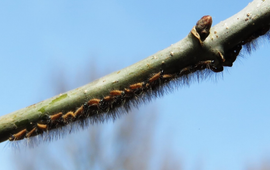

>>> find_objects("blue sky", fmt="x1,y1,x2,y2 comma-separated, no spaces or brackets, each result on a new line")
1,0,270,170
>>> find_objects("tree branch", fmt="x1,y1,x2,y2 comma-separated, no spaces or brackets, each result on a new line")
0,0,269,143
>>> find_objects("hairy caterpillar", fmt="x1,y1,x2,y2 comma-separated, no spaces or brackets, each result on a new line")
3,3,270,146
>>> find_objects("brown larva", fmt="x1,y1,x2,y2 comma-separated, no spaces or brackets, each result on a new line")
62,111,76,122
148,72,162,83
129,83,145,90
50,112,63,122
25,127,37,138
9,129,27,141
87,98,101,106
110,90,124,96
37,123,48,131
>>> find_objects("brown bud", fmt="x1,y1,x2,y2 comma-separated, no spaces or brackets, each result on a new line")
195,15,212,41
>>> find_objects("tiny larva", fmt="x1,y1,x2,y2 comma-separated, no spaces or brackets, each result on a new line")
49,112,63,122
2,6,270,146
9,129,27,141
129,82,145,90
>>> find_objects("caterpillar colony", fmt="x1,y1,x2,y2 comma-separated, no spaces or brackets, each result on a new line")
3,10,270,146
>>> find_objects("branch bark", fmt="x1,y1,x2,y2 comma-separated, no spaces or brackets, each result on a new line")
0,0,269,143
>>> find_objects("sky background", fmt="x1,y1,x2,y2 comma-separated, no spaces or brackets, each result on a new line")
0,0,270,170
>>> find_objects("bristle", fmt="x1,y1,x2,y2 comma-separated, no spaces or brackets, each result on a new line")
242,26,270,54
245,40,258,54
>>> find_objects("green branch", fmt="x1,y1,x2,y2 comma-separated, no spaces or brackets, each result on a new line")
0,0,269,143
